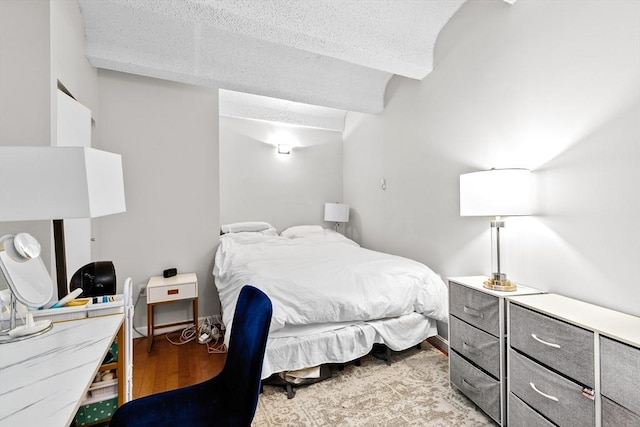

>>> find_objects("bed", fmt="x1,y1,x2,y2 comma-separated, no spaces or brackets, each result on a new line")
212,223,448,382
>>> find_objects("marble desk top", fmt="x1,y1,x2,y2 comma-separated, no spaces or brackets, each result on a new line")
0,314,124,426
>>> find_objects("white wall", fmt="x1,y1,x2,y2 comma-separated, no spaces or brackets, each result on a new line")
95,70,219,332
0,0,53,268
50,0,99,137
344,0,640,329
1,0,99,283
220,117,343,232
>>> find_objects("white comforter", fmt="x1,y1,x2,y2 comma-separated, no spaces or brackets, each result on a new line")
213,231,448,339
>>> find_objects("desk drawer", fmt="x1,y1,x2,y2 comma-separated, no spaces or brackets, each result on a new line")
509,349,594,427
510,303,594,387
450,350,501,423
602,396,640,427
600,336,640,415
509,393,555,427
148,281,197,303
450,282,499,336
450,315,500,378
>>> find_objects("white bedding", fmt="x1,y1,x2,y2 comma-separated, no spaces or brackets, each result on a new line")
261,313,437,379
213,230,448,347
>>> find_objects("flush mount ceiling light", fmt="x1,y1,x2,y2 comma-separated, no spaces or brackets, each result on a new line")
277,145,292,155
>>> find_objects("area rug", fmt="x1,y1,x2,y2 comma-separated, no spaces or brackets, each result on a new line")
253,344,495,426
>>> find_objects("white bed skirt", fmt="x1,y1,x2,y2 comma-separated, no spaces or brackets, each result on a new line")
261,312,437,379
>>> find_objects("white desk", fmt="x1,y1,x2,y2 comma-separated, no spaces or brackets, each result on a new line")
0,314,124,426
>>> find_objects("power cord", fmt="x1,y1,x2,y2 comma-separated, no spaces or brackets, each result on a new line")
132,286,146,338
165,315,227,354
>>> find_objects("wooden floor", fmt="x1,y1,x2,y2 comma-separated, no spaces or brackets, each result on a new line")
132,334,226,399
132,335,446,399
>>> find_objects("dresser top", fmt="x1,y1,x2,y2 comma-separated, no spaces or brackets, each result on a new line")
508,293,640,347
148,272,197,287
448,276,544,298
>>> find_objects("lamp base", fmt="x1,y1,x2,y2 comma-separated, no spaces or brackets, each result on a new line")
483,274,517,292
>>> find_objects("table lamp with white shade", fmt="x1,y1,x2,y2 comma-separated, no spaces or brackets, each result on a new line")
0,146,126,300
460,168,531,291
324,203,350,232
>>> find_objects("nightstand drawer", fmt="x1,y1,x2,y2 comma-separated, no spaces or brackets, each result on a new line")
450,315,500,378
450,350,501,423
602,396,640,427
148,281,197,303
509,349,594,427
510,303,594,387
450,282,499,336
509,393,554,427
600,336,640,415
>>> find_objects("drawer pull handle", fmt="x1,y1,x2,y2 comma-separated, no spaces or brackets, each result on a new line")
463,306,484,318
462,378,483,394
529,382,559,402
531,333,561,349
167,289,179,295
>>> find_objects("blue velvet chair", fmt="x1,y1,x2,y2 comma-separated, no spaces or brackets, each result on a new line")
110,285,272,427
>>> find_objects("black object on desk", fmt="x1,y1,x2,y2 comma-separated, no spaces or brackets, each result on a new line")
70,261,116,297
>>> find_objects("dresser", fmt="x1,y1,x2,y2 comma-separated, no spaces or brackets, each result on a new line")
507,294,640,427
448,276,543,425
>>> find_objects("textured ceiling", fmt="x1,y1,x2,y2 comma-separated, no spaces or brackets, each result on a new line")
79,0,467,130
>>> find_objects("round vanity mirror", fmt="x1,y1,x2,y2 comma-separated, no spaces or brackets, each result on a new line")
0,233,54,308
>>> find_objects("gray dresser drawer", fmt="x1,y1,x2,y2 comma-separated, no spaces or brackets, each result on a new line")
450,282,499,336
600,336,640,415
450,350,501,423
450,315,500,378
509,349,594,427
602,396,640,427
509,303,594,387
509,393,555,427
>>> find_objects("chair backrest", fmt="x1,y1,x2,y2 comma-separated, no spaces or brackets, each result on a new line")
220,285,272,419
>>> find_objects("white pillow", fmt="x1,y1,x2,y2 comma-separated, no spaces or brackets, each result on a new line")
280,225,324,238
221,221,275,234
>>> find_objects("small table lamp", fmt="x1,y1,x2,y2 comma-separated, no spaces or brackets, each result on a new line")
324,203,350,232
0,146,126,300
460,168,531,291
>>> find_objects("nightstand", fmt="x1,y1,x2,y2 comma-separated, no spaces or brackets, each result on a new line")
448,276,543,425
147,272,198,352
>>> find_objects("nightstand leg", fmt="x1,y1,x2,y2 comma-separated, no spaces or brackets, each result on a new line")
193,297,199,334
147,304,154,353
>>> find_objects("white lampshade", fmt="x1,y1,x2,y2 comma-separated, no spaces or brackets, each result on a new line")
324,203,350,223
0,146,126,221
460,169,531,217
